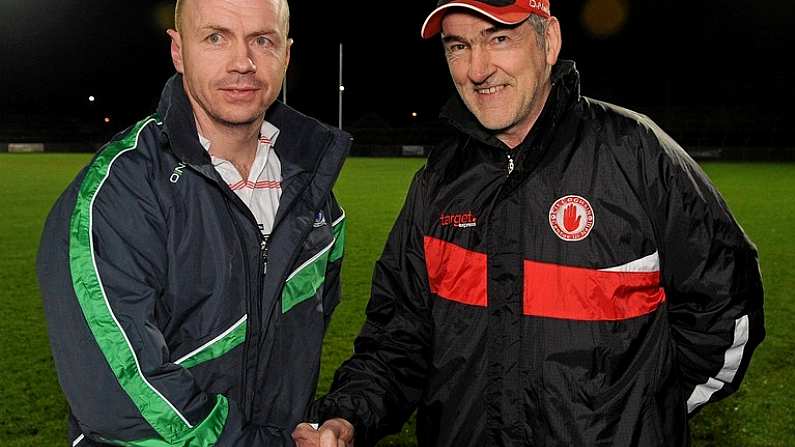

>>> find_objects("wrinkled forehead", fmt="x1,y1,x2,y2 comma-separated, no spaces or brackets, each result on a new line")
184,0,289,33
440,9,522,39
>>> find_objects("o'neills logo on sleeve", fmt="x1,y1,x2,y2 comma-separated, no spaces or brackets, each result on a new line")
440,211,478,229
549,195,595,241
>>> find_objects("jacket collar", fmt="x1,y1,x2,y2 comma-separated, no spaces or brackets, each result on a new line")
156,73,351,176
439,59,581,152
157,74,209,166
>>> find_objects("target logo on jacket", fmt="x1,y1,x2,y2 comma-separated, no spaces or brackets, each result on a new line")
549,195,595,241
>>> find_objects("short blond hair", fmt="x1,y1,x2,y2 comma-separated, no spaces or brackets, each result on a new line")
174,0,290,35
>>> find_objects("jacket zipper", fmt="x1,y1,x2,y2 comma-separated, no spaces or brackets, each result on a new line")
247,234,268,415
506,152,515,175
222,198,257,418
219,186,270,421
187,130,347,420
261,237,270,273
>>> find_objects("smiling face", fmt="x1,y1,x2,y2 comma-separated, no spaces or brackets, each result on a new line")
168,0,291,128
441,11,560,147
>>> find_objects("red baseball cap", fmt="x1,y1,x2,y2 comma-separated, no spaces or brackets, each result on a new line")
421,0,551,39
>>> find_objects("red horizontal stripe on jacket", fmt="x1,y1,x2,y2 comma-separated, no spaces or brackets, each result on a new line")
423,237,487,307
523,260,666,320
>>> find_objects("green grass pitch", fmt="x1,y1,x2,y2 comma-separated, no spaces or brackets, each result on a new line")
1,154,792,446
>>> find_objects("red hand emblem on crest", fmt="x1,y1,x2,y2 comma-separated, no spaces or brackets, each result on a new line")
563,204,581,232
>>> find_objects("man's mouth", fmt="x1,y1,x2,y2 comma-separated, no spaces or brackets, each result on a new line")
219,87,260,100
475,85,506,95
221,87,259,92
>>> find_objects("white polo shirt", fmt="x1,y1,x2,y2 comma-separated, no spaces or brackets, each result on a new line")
198,120,282,241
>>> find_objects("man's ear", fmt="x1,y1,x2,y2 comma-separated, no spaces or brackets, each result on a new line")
544,17,562,66
284,37,293,73
167,29,184,74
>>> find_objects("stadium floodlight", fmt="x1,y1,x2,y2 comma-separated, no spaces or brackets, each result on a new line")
104,116,111,124
338,43,344,129
411,112,418,118
89,96,95,102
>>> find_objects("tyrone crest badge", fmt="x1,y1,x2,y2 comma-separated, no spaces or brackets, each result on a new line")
549,195,595,241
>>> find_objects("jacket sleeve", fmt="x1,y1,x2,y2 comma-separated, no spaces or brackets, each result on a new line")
642,125,765,416
321,194,346,329
313,169,432,445
36,129,286,446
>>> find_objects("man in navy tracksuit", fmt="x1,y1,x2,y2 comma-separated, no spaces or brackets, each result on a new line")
294,1,764,446
37,0,350,445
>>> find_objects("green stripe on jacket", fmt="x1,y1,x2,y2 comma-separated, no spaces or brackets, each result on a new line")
68,116,227,445
282,212,346,313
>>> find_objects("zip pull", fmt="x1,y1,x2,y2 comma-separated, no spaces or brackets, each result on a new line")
261,236,269,273
506,153,515,175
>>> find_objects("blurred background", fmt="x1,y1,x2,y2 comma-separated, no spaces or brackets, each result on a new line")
1,0,793,158
1,1,794,446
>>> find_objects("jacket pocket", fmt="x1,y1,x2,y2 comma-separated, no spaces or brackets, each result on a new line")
588,310,667,409
173,314,248,369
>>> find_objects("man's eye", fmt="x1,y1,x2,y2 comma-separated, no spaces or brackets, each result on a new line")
255,36,272,47
493,35,509,44
208,33,223,44
448,44,466,53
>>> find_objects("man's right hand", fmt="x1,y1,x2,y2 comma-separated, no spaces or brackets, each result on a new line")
292,418,354,447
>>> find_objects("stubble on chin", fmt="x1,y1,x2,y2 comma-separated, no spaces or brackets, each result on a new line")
212,111,263,128
201,94,267,129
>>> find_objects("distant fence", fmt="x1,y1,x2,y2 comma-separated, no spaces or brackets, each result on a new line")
0,142,100,153
2,143,44,153
688,146,795,162
347,126,795,161
3,139,794,162
2,127,794,162
348,143,795,162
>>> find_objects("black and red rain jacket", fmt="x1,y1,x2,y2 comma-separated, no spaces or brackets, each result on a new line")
314,61,764,446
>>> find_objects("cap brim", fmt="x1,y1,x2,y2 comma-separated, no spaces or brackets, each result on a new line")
421,2,533,39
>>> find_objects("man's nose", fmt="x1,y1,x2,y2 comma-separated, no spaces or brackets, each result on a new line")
229,40,256,74
468,46,494,84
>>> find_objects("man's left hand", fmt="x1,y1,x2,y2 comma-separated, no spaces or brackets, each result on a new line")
292,422,321,447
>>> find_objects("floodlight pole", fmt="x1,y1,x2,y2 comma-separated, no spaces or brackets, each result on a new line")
338,43,343,130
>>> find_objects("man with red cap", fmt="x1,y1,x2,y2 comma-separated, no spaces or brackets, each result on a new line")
294,1,764,446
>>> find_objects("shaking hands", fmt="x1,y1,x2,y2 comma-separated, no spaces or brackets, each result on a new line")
292,418,355,447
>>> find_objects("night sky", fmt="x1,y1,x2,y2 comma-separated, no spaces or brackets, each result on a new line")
1,0,793,139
